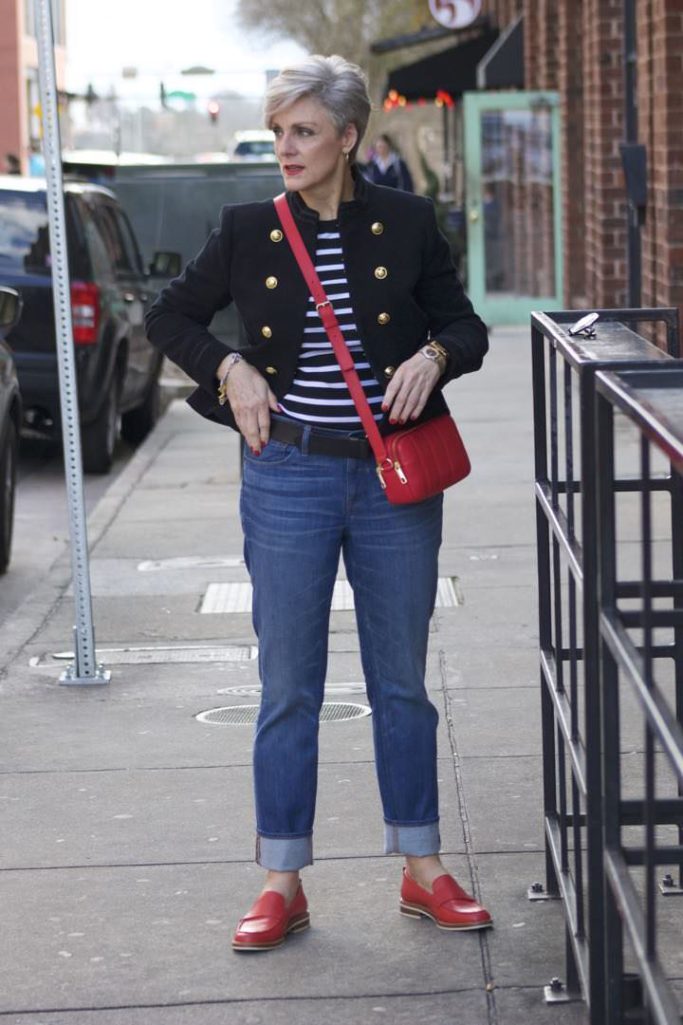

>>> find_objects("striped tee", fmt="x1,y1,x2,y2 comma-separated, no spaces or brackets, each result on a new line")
278,220,384,430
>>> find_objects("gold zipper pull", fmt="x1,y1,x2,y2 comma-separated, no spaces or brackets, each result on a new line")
394,461,408,484
376,464,387,489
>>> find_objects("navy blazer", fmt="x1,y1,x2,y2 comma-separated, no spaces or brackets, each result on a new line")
144,173,488,433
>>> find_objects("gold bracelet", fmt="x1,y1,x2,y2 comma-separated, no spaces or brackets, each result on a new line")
427,339,449,363
217,353,244,406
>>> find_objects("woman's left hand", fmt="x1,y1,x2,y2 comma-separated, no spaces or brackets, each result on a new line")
381,351,443,424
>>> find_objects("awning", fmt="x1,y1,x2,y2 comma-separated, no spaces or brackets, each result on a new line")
476,15,524,89
384,28,499,102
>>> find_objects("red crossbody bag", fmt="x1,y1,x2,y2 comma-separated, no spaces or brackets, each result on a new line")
273,193,471,505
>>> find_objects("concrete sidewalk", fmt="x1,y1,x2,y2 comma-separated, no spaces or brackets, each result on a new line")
0,328,588,1024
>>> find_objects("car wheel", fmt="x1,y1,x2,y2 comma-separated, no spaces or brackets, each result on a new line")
82,378,119,474
0,418,18,575
121,374,160,447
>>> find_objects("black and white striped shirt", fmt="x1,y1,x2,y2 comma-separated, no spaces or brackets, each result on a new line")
278,221,384,430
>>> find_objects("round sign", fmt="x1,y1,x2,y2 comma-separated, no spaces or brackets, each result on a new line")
428,0,482,29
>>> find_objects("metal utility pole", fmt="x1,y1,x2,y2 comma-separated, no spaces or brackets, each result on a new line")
33,0,109,685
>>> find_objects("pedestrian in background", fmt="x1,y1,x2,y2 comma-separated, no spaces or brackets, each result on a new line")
145,54,491,952
28,141,45,177
364,133,414,192
5,154,21,175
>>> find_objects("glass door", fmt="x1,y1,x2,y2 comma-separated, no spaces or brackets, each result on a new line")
463,91,563,325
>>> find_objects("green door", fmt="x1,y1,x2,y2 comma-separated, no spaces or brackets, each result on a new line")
463,91,563,325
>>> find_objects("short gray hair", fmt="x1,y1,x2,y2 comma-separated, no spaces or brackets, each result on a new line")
264,54,371,163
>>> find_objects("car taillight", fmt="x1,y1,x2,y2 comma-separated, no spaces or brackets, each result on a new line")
70,281,100,345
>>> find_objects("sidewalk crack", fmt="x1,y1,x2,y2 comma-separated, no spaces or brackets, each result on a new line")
439,648,498,1025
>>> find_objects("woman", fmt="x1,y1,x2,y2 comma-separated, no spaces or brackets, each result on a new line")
364,133,414,192
145,54,491,952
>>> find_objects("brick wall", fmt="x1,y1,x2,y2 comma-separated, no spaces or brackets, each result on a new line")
0,0,22,171
582,0,628,307
639,0,683,317
526,0,559,91
479,0,682,321
0,0,67,174
558,0,586,304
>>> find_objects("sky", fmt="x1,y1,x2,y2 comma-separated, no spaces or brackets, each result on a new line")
65,0,305,104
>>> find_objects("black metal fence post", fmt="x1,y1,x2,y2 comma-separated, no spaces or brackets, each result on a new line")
530,307,681,1019
532,322,561,898
595,364,683,1025
596,391,625,1025
579,365,606,1019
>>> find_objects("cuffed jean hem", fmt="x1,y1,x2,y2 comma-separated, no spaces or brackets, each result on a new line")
256,833,314,871
384,820,441,856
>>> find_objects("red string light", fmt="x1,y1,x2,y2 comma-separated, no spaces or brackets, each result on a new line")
383,88,455,110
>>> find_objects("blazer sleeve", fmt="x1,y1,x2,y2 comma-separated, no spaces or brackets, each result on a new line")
414,200,488,384
144,205,236,394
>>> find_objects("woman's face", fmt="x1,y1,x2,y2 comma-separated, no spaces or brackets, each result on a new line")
374,137,390,159
270,96,357,197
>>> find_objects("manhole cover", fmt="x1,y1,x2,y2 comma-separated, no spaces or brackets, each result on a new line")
196,702,371,725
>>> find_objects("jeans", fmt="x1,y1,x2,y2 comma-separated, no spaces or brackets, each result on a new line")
239,422,443,871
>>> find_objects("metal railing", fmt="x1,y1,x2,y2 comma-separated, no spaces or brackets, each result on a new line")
530,308,681,1022
596,366,683,1025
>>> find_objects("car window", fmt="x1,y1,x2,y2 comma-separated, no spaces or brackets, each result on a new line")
114,208,144,276
84,218,115,280
68,194,112,280
0,190,51,273
90,201,137,275
64,195,96,279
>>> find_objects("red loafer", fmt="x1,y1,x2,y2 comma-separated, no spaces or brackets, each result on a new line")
400,869,493,930
232,884,310,952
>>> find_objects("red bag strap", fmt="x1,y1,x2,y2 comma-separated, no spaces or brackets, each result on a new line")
273,193,389,465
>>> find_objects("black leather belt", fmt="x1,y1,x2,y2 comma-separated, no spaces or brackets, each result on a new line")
269,418,372,460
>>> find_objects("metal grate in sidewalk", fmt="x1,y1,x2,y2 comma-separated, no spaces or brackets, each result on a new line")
199,576,463,614
217,682,367,697
138,556,244,572
32,645,257,668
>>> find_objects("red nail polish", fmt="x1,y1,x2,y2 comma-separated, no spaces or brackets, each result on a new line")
389,418,397,425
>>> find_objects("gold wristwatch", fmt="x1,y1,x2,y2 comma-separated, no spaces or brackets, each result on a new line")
420,340,449,372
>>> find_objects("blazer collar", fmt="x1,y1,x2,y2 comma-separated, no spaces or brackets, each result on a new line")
288,166,370,224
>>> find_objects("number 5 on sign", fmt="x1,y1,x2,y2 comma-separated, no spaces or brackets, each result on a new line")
428,0,482,29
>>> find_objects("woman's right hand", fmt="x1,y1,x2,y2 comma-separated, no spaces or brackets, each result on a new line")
217,357,279,453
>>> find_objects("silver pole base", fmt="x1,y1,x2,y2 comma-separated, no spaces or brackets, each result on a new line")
59,664,111,686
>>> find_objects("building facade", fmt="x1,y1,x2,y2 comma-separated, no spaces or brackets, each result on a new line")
0,0,66,174
484,0,683,316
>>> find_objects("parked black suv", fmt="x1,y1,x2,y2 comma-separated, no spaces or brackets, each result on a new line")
0,176,179,472
0,286,22,573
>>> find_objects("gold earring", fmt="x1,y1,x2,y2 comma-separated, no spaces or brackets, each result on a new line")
344,151,350,162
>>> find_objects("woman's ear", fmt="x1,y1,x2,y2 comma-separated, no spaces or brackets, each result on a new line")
342,122,359,156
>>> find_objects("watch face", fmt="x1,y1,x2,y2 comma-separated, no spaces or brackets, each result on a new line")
422,346,439,360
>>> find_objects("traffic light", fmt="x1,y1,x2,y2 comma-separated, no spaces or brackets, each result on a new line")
208,100,219,124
